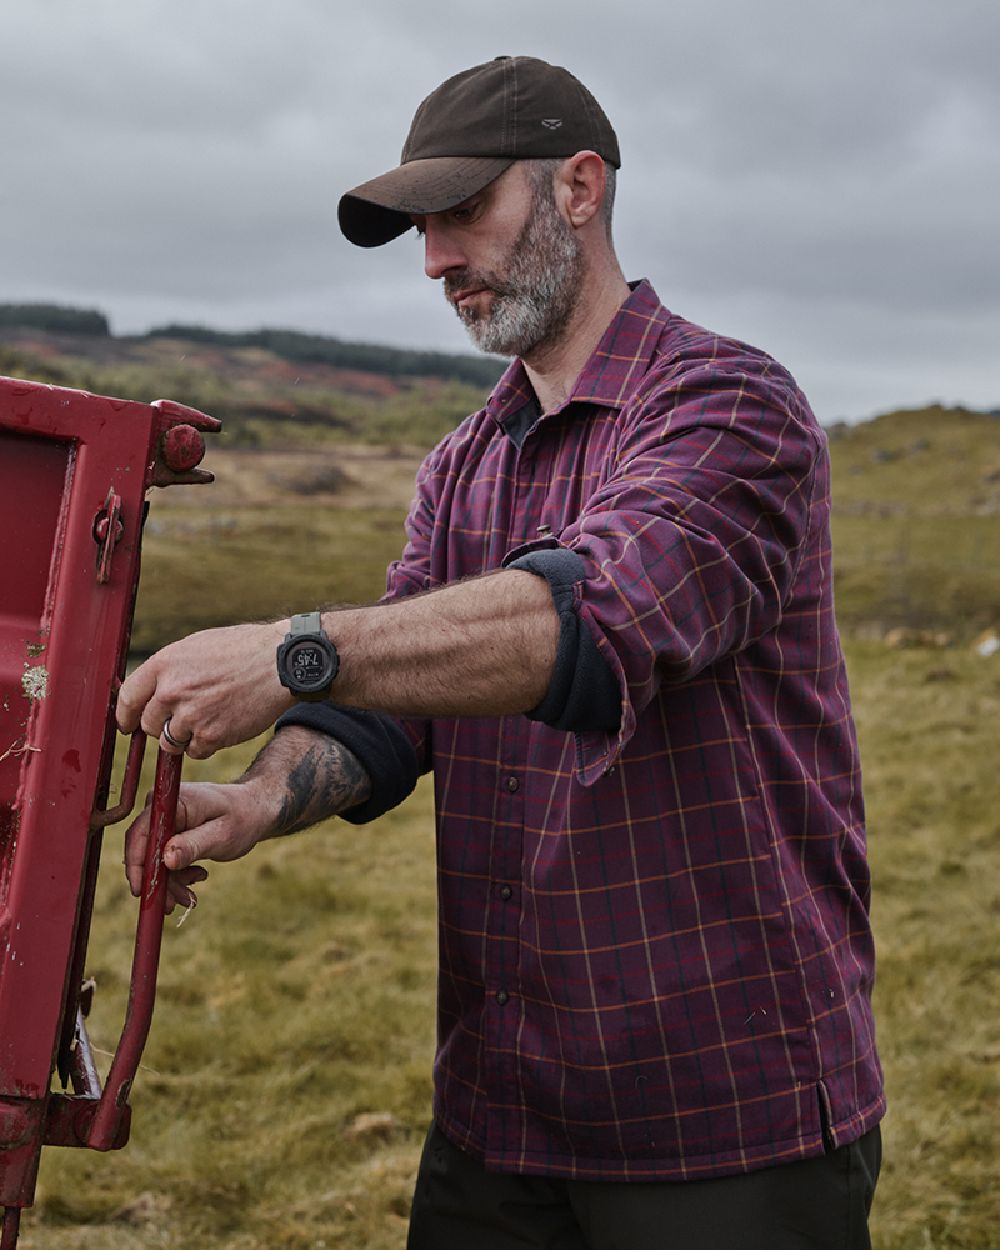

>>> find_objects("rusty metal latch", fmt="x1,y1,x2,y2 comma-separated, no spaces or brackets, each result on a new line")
92,488,124,584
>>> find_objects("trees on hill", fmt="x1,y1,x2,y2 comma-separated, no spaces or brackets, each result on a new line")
0,303,110,335
0,304,503,389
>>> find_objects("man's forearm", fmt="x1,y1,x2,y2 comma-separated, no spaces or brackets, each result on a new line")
241,725,372,837
321,569,559,718
116,569,561,760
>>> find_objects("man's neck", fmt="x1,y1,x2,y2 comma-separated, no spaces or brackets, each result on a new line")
522,267,631,414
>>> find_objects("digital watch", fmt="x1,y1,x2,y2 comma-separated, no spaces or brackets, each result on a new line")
276,612,339,701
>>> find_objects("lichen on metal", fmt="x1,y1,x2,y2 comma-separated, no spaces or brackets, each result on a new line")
20,666,48,702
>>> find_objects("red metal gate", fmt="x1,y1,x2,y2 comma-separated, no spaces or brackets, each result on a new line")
0,374,219,1246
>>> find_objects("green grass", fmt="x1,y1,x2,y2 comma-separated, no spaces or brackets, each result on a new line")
833,512,1000,637
829,407,1000,638
848,644,1000,1250
131,504,409,653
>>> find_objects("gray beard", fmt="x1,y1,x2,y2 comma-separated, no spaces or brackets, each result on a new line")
447,191,585,359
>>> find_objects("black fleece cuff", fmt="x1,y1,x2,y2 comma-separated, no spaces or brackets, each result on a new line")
274,702,420,824
504,547,621,734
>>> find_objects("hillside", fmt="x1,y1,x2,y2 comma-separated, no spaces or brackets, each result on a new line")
828,405,1000,639
0,312,501,449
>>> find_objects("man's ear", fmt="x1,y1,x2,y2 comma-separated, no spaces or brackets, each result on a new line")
555,151,606,228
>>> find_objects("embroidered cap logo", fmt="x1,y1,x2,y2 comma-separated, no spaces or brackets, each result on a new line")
541,118,563,129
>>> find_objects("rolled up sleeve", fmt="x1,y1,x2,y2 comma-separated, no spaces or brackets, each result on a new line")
275,701,422,824
501,544,622,733
557,365,821,783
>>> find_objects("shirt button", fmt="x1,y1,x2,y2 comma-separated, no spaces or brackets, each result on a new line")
495,989,509,1006
505,776,520,793
499,884,513,901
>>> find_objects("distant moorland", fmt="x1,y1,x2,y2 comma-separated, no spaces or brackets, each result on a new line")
0,301,503,449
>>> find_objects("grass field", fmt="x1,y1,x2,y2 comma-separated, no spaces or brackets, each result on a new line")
12,405,1000,1248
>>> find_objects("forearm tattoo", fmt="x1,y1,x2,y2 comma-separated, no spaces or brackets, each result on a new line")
271,739,372,836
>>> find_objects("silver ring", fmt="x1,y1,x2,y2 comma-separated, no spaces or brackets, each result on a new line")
162,716,192,751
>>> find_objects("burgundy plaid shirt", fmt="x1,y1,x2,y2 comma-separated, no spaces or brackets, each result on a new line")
385,280,884,1180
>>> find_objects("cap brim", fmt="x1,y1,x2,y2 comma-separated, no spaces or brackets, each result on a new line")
338,156,514,247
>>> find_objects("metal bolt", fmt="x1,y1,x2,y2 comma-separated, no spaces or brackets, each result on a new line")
161,424,206,473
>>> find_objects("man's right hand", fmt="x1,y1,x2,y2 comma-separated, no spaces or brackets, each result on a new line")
124,778,278,915
122,725,373,914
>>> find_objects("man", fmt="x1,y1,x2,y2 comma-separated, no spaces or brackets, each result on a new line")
120,56,884,1249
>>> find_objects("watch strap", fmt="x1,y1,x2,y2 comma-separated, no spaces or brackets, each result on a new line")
289,611,323,636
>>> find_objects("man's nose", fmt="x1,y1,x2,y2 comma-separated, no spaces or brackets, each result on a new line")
423,220,466,281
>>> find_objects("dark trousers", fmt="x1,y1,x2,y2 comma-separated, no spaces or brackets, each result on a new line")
407,1122,881,1250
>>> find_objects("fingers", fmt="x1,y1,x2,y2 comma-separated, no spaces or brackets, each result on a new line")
116,650,204,756
125,790,199,896
120,669,185,755
184,734,220,762
131,855,209,915
159,715,194,757
123,781,261,913
164,864,209,915
126,829,209,912
167,864,209,892
123,796,152,896
126,828,206,895
160,815,231,873
116,656,160,734
117,623,291,755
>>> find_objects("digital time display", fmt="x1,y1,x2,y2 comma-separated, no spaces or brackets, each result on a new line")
278,615,339,700
289,640,331,687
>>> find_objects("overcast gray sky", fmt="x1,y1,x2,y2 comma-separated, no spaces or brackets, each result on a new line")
2,0,997,421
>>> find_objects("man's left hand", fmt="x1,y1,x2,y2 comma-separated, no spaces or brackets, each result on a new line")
117,621,293,758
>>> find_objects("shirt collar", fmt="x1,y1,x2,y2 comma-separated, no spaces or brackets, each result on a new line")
485,279,671,428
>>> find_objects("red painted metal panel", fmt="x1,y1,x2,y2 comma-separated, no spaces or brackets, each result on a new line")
0,375,219,1238
0,388,153,1098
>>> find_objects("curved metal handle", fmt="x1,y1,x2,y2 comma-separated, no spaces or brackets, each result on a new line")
90,731,146,830
87,747,181,1150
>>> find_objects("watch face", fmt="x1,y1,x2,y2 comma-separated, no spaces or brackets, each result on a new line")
287,639,333,689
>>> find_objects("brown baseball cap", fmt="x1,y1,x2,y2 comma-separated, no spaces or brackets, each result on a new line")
338,55,620,248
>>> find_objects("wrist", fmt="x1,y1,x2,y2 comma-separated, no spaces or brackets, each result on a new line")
233,770,289,844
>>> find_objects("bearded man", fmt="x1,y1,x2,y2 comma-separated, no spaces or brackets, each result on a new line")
120,56,884,1250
